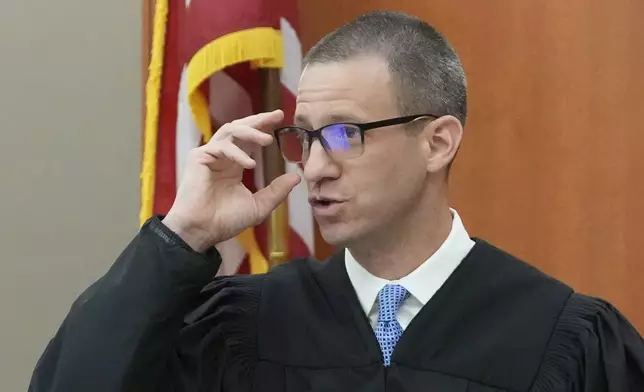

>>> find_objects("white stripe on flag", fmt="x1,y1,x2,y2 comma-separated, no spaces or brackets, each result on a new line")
279,18,302,96
208,71,254,124
176,66,203,187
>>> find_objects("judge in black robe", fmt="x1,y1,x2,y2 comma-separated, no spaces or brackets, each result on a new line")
29,216,644,391
29,10,644,392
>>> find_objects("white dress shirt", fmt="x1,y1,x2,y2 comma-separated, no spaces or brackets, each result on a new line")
344,209,475,330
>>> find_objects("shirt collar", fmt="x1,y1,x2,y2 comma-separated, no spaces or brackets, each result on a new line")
344,208,475,316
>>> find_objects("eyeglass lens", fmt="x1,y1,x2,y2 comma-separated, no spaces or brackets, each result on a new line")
277,124,363,162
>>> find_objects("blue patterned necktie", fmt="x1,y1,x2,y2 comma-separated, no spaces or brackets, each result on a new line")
375,284,410,366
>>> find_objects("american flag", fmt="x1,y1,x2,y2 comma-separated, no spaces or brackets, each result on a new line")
141,0,314,274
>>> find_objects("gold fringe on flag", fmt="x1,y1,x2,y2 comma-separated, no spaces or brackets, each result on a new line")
139,0,169,227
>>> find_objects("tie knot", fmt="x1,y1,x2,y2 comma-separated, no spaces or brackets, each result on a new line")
377,284,410,322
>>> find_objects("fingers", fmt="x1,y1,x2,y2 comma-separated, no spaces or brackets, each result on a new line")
214,124,274,146
253,172,301,219
212,110,284,142
232,109,284,132
201,123,274,167
199,140,256,169
195,110,284,170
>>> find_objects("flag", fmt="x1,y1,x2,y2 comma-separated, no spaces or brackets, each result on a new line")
141,0,314,274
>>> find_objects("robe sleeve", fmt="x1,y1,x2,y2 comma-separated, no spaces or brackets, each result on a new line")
28,216,261,392
531,293,644,392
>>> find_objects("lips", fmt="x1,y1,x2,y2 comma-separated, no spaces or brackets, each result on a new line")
308,196,343,207
308,197,345,217
309,195,344,207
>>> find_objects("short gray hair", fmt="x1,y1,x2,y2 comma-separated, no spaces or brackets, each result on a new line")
303,10,468,126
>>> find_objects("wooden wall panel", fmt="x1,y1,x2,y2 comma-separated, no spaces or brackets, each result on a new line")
298,0,644,331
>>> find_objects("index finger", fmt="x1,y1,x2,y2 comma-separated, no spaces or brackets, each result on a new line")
231,110,284,133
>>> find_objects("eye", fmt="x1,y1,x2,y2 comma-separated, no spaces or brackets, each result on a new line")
324,124,360,139
343,126,358,138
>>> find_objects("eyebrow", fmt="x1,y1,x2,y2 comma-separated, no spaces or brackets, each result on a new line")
294,113,366,128
327,114,364,124
294,114,311,127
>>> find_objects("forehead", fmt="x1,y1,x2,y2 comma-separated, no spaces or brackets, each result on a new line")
295,56,398,125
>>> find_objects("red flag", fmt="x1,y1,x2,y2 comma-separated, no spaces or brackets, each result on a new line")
141,0,314,274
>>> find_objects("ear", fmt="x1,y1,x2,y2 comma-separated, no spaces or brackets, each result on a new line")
424,115,463,174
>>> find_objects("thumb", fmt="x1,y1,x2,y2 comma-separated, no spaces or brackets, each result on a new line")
253,172,301,220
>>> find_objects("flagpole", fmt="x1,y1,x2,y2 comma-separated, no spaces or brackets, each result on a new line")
259,68,289,267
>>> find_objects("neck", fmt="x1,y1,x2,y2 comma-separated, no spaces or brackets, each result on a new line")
348,191,453,280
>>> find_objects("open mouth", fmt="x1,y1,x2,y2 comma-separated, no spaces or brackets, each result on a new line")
309,197,340,207
309,197,344,216
314,199,334,207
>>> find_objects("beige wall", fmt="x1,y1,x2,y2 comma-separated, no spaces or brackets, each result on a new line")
0,0,141,390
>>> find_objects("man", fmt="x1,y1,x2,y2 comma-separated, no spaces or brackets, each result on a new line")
30,10,643,392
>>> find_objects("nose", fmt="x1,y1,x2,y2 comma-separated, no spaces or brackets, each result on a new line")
302,140,341,183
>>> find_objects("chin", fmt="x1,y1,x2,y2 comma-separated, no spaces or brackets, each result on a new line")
318,221,366,248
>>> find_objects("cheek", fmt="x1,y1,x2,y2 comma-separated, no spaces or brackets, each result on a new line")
350,151,424,213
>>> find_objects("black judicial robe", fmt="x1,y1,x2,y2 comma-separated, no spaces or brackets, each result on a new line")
29,217,644,392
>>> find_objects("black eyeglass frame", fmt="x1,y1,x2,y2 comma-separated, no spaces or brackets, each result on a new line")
273,113,441,162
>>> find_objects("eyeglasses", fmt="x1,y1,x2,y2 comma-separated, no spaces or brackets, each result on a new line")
274,114,439,163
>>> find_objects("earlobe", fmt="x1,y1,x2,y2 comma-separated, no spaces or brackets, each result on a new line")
426,116,463,173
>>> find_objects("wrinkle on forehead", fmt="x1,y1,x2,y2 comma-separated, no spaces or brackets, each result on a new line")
295,57,396,127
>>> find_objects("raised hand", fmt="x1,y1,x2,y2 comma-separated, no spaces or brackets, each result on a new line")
162,110,301,252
